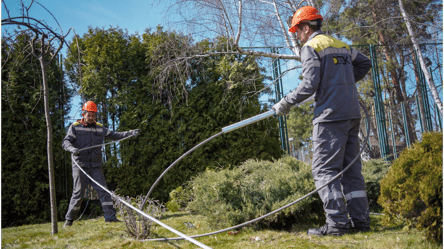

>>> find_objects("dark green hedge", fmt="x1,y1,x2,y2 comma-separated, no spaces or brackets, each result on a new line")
378,132,442,244
1,34,73,227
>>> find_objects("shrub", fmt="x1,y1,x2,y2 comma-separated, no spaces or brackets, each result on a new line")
165,186,192,212
378,132,442,244
361,159,392,211
186,156,324,229
114,195,166,239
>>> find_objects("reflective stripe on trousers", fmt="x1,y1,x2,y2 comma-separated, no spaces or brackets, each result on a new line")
312,119,370,229
65,166,116,221
345,190,367,201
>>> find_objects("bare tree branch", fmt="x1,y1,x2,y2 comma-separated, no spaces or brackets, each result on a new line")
398,0,443,115
174,49,300,60
332,17,405,36
234,0,243,46
271,0,292,51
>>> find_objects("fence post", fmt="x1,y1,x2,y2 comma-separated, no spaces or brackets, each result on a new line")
388,108,397,159
415,51,433,132
416,95,424,133
271,47,290,154
428,65,442,132
401,102,411,148
276,50,290,154
369,45,391,160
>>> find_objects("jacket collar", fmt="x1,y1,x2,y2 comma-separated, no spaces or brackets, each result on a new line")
80,118,96,127
306,30,324,43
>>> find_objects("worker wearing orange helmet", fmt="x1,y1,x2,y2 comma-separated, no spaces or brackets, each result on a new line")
62,101,140,227
272,6,372,236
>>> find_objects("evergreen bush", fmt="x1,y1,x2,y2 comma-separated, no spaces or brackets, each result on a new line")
186,156,324,229
165,186,192,212
361,159,392,211
378,132,442,244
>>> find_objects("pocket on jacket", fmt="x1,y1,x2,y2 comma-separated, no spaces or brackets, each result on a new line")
92,149,102,163
92,131,103,144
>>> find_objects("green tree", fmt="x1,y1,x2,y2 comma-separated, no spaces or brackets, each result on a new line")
65,27,142,162
107,30,283,201
1,33,72,228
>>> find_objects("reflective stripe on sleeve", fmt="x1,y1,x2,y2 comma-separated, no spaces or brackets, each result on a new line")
72,206,80,210
345,190,367,201
102,201,113,206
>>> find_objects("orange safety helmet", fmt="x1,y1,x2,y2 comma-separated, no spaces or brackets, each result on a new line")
288,6,323,33
82,101,98,113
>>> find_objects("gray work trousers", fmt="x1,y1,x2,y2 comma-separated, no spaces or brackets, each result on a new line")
65,166,116,221
312,119,370,229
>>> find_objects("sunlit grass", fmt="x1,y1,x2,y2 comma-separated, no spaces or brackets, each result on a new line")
2,213,441,248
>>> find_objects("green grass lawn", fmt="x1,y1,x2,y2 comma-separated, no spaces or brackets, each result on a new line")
2,212,440,249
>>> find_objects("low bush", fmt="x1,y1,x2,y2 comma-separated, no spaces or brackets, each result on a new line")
114,195,166,239
185,156,324,229
378,132,442,244
165,186,192,212
361,159,392,211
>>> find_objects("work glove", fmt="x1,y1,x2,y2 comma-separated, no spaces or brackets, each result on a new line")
130,129,141,137
71,148,80,156
272,98,292,117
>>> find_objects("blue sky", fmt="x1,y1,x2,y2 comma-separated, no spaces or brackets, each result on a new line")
2,0,168,39
2,0,175,121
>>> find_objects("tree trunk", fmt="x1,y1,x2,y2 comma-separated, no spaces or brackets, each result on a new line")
40,59,58,235
398,0,443,115
370,5,418,143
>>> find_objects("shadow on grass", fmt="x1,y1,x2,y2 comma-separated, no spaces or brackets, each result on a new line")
144,232,181,248
161,212,195,219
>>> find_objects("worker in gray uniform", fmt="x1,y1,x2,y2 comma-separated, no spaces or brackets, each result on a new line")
272,6,372,236
62,101,140,227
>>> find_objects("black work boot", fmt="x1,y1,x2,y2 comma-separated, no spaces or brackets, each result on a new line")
105,218,121,223
63,220,73,228
307,224,349,236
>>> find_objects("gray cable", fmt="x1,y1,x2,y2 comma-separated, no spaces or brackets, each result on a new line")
78,133,134,152
142,132,224,207
71,154,212,249
144,102,370,242
74,198,89,221
67,102,369,244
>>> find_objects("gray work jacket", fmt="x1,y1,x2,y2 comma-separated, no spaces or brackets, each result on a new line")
62,120,131,168
284,30,372,125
